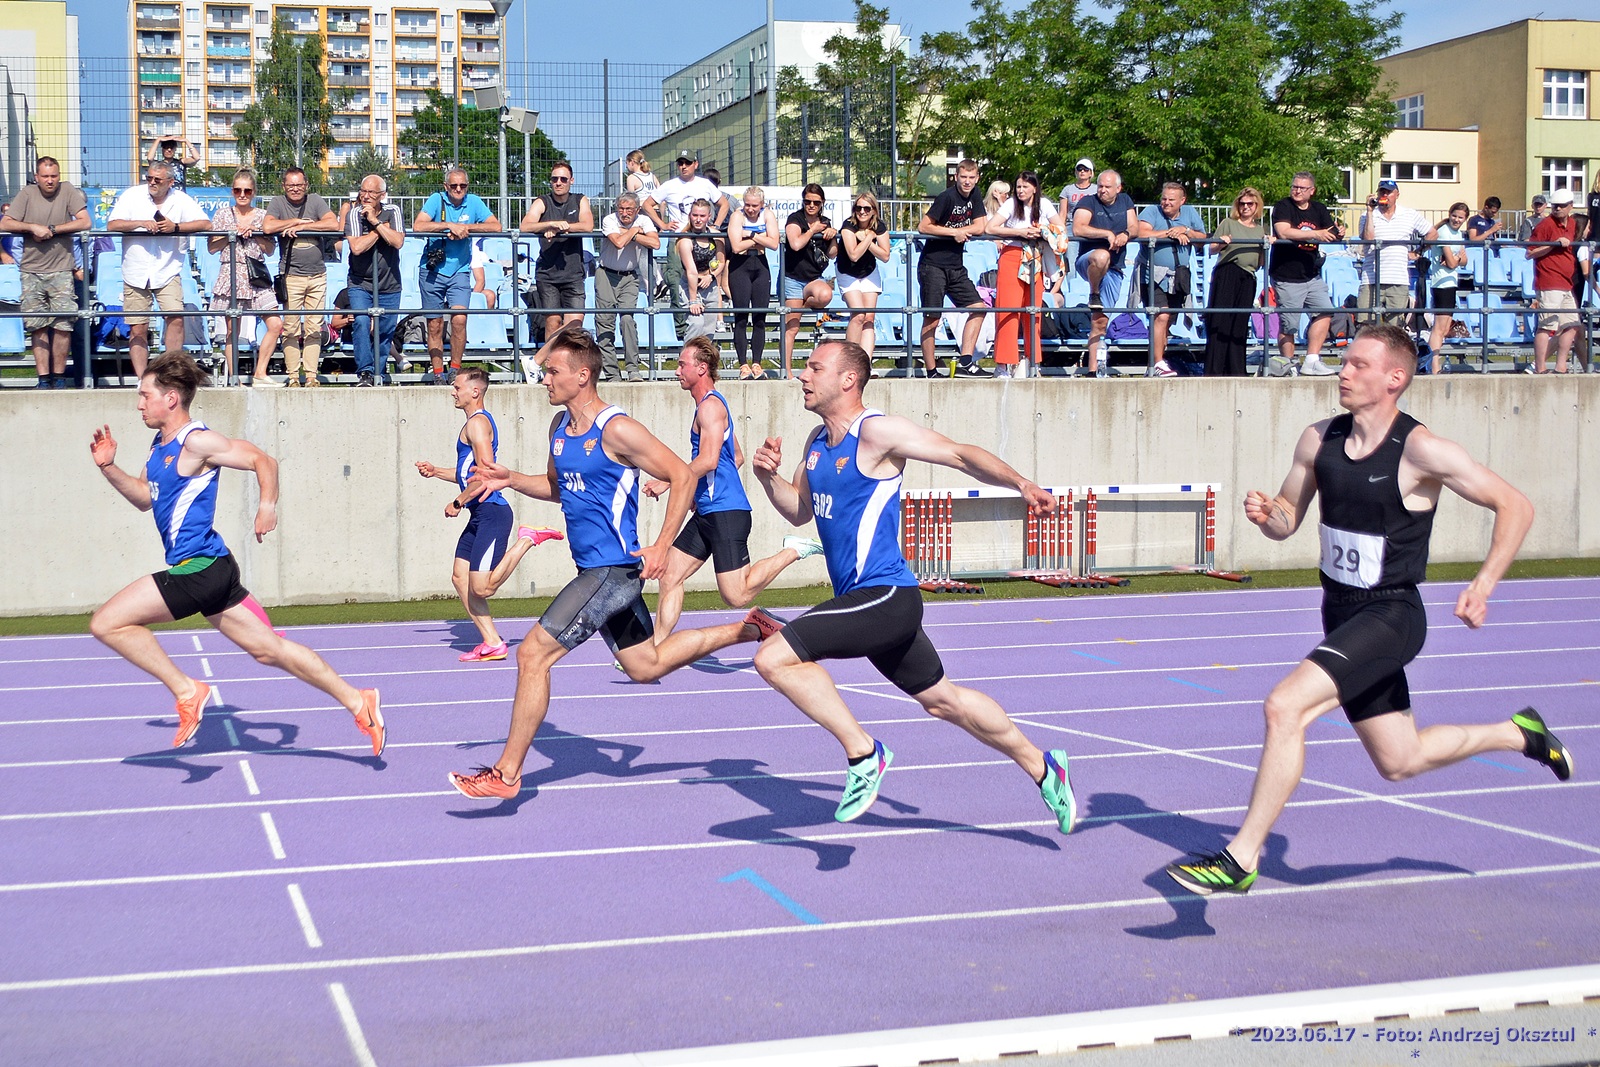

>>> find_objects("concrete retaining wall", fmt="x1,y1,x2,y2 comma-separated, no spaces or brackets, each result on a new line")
4,376,1594,616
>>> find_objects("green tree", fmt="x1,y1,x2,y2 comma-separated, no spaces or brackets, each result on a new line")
931,0,1397,202
232,20,350,189
330,143,396,196
395,89,563,203
776,0,960,202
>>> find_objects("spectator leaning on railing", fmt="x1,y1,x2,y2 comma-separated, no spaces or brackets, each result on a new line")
2,155,91,389
1203,187,1266,378
414,166,501,386
263,167,339,388
106,161,209,379
1267,171,1343,377
1137,181,1207,378
343,174,406,387
520,158,593,342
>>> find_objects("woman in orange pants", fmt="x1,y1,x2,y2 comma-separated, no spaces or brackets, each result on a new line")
986,171,1058,377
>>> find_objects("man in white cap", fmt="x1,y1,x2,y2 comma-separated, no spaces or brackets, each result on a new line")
1528,187,1581,373
642,148,726,337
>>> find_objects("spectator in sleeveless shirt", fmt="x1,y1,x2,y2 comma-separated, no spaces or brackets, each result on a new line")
520,159,593,342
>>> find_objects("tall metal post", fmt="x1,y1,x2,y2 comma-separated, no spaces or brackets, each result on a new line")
842,85,851,190
800,101,808,186
748,59,757,184
603,59,610,195
889,61,898,196
765,0,776,184
492,0,513,225
294,48,303,168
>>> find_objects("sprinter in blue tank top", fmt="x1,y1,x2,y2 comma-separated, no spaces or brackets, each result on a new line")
88,353,385,756
748,339,1078,832
1167,325,1570,898
414,367,562,664
643,337,823,644
448,329,776,801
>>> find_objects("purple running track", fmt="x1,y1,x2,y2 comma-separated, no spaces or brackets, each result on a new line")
0,578,1596,1066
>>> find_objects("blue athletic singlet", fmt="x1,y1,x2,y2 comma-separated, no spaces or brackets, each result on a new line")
691,390,750,516
456,409,509,510
552,405,639,569
804,410,918,596
146,422,229,565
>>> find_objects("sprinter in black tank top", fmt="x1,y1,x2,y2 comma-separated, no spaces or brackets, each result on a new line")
1166,325,1572,897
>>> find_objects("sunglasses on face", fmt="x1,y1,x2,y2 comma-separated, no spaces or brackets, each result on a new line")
446,182,467,190
233,187,253,194
549,175,570,183
803,198,823,206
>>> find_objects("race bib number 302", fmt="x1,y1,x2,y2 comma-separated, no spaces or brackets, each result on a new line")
1319,524,1385,589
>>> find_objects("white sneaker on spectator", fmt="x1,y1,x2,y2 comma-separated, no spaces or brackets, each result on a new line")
1152,360,1178,378
1301,358,1337,376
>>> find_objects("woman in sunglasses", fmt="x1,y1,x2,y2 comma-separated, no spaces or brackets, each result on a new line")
781,183,837,377
837,192,891,367
206,168,283,387
1202,187,1265,377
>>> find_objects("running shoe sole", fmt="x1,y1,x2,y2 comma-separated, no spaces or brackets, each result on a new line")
173,680,210,747
355,688,385,756
1166,851,1258,896
744,606,787,641
459,642,509,662
517,526,565,546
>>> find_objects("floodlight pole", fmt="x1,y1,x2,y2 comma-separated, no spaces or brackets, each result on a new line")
492,0,513,226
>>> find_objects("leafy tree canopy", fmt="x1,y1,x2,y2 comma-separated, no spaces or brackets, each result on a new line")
232,21,351,191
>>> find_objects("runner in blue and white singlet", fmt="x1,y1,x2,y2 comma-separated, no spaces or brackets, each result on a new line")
749,339,1077,832
146,421,229,565
691,390,749,516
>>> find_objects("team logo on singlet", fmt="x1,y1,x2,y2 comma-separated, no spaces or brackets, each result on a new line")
552,438,565,456
835,457,849,474
164,456,175,466
806,451,820,471
583,438,598,455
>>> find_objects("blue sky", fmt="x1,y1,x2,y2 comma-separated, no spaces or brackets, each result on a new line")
63,0,1595,184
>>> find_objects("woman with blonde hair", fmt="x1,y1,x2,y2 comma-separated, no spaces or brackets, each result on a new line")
837,190,892,363
727,185,779,378
207,168,284,386
1202,186,1266,376
624,150,658,195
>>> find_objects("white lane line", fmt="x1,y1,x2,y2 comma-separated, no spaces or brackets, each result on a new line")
199,658,213,678
286,884,323,948
222,719,240,748
1016,717,1600,858
238,760,259,796
3,859,1598,994
259,811,286,860
209,684,224,709
327,983,378,1067
6,780,1597,894
191,635,203,652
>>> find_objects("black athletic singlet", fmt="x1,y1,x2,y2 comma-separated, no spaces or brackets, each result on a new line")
1314,411,1435,595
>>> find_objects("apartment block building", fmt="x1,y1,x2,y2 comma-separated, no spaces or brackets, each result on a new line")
129,0,502,180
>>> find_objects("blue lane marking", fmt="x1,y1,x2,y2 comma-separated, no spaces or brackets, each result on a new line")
1071,650,1119,664
1470,756,1528,773
720,868,824,925
1167,677,1225,694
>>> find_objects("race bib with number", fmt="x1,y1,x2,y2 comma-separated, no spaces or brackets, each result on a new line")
1319,524,1385,588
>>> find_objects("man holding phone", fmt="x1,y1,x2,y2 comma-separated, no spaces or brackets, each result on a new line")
1358,180,1435,327
107,162,209,377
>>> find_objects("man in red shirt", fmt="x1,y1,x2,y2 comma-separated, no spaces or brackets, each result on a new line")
1527,188,1581,373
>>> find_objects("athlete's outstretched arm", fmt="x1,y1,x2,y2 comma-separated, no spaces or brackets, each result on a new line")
605,416,693,580
1406,428,1534,628
90,425,153,511
751,434,816,526
858,414,1055,515
183,429,280,541
1244,422,1324,541
468,460,556,503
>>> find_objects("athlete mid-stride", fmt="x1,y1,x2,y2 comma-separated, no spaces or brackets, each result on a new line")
89,352,385,756
1166,325,1571,896
748,338,1078,831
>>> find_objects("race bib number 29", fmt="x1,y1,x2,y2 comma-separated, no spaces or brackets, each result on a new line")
1319,524,1385,589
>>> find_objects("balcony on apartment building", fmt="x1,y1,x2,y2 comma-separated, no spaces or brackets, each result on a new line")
207,64,252,85
460,64,499,89
331,121,372,141
138,64,182,84
460,16,499,37
279,10,322,34
328,67,371,87
394,16,438,37
135,5,180,30
395,44,438,62
328,10,372,34
328,42,373,61
461,43,500,61
206,35,251,57
335,93,372,113
204,7,250,31
207,94,249,111
140,122,183,140
208,142,241,166
396,68,438,89
136,36,180,57
207,119,239,138
140,91,182,110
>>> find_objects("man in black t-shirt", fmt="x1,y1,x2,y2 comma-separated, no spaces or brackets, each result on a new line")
1267,171,1343,377
1164,324,1568,898
916,159,993,377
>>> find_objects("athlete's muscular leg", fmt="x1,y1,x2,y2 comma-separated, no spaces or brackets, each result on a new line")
493,625,572,781
1227,659,1343,870
1354,710,1526,782
912,675,1046,782
89,575,193,699
712,544,803,609
453,557,502,647
211,603,366,715
752,636,876,759
652,547,706,644
617,619,756,682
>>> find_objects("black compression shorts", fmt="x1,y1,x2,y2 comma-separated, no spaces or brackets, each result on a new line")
781,584,945,695
152,554,250,621
1307,587,1428,722
671,509,753,574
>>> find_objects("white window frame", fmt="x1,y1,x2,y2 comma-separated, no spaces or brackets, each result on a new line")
1541,158,1586,196
1380,161,1459,183
1393,93,1423,128
1542,70,1588,119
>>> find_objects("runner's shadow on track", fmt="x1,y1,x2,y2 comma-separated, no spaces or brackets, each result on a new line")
1077,792,1469,941
445,723,707,819
125,710,387,779
686,655,751,675
685,758,1061,872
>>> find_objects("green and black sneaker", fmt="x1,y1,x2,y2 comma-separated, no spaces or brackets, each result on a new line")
1512,707,1573,781
1166,849,1258,896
